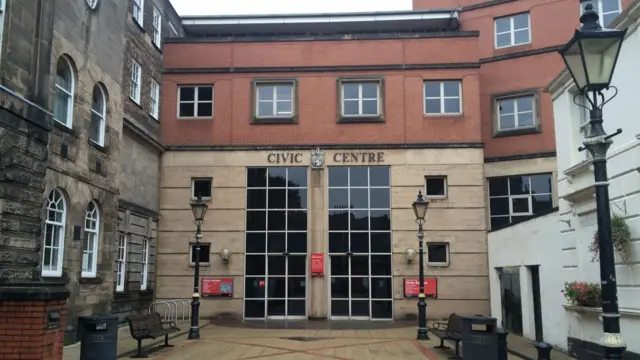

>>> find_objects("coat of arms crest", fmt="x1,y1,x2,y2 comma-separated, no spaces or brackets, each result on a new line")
310,148,325,169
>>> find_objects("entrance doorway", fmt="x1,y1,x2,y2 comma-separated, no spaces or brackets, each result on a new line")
327,166,393,320
499,267,523,335
244,167,308,319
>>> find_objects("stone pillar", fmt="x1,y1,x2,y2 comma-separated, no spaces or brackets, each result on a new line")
309,168,327,319
0,88,70,359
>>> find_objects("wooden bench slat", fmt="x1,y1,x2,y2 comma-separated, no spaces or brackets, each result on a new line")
126,312,181,358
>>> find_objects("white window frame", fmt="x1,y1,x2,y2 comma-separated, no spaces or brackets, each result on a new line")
423,81,462,115
150,79,160,120
509,194,533,216
130,60,141,104
141,238,149,290
82,201,100,278
169,22,178,35
90,85,107,146
152,6,162,48
42,189,66,277
255,82,295,118
494,13,531,49
53,57,75,128
425,176,448,199
340,81,381,117
189,242,211,267
177,86,214,118
426,243,450,267
133,0,144,26
191,178,212,200
581,0,621,27
116,233,128,292
576,94,592,160
496,95,536,131
488,173,554,229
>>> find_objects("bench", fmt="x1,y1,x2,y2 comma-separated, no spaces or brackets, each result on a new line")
126,312,181,358
429,313,463,359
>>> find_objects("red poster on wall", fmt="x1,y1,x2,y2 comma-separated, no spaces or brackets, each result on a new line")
311,253,324,277
201,278,234,298
403,278,438,298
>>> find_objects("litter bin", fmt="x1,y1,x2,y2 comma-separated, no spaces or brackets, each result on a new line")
78,315,119,360
460,315,498,360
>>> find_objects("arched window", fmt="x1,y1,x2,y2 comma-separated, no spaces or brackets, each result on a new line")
82,201,100,278
90,85,107,146
53,57,75,127
42,189,66,277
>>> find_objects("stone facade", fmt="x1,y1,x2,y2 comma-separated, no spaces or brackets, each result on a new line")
114,0,184,320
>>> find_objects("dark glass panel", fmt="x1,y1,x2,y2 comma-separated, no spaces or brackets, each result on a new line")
245,255,266,276
244,277,265,298
350,232,369,253
330,256,349,276
246,233,266,253
268,168,287,187
246,211,266,231
328,210,349,231
509,176,530,195
351,256,369,276
287,256,306,276
328,233,349,253
287,233,307,253
331,300,349,316
350,188,368,209
267,300,286,316
244,300,265,318
369,167,390,187
350,277,369,298
532,194,553,214
371,300,393,319
489,197,509,216
267,189,286,209
330,278,349,298
491,216,510,230
287,211,307,231
267,232,285,253
287,168,307,188
329,189,349,209
349,167,369,187
371,255,392,275
247,168,267,188
247,189,266,209
351,300,369,316
267,211,286,231
370,188,390,209
288,189,307,209
530,174,552,194
371,278,392,299
328,167,348,187
350,210,369,231
488,177,509,197
287,300,306,316
287,278,306,298
268,255,286,275
370,210,391,230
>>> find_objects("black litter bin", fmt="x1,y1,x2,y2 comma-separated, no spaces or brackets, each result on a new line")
78,315,119,360
460,315,498,360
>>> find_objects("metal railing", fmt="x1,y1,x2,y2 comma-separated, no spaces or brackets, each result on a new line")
149,299,192,324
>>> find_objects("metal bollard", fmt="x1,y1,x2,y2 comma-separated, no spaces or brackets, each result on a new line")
497,328,508,360
535,342,552,360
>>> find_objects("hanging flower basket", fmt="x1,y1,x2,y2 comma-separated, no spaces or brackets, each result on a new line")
588,214,630,263
562,281,601,307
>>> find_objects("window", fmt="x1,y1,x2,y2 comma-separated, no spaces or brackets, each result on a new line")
340,80,382,119
178,86,213,118
82,202,100,278
141,238,149,290
152,6,162,48
42,189,66,277
189,243,211,266
255,81,295,119
576,94,592,160
581,0,621,27
496,95,536,132
130,60,141,104
427,243,449,266
425,176,447,198
488,173,554,229
424,81,462,115
133,0,144,26
191,178,212,199
116,233,127,292
494,13,531,48
150,79,160,119
90,85,106,146
53,57,75,128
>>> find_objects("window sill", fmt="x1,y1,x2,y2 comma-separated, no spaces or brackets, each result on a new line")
153,42,162,54
41,272,64,278
149,113,160,122
129,97,143,110
133,17,145,33
79,276,103,285
191,196,212,201
338,116,384,124
426,195,447,200
251,116,297,125
88,139,109,154
188,263,211,267
53,120,78,138
177,116,214,120
494,42,533,53
424,113,463,118
493,126,540,138
428,262,450,268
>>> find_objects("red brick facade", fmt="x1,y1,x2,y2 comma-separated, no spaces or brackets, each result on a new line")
0,300,67,360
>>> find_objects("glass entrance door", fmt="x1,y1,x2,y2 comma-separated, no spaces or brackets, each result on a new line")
328,166,393,320
500,267,523,334
244,167,308,319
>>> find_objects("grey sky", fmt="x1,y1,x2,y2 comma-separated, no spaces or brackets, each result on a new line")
170,0,413,16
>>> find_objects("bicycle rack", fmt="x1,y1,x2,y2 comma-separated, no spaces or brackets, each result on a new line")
149,299,192,324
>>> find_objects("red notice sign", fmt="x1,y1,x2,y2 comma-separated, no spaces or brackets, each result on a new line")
201,278,234,298
311,253,324,276
403,278,438,298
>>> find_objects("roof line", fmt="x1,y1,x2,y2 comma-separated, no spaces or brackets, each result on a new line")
180,9,461,21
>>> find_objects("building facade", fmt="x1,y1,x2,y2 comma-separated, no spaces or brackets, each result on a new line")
114,0,184,322
488,0,640,357
159,12,490,320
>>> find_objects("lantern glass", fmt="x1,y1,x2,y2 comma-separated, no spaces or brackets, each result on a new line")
412,192,429,221
190,196,209,222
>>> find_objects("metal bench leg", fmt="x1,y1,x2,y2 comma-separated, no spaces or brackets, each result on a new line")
160,334,175,348
130,339,149,358
435,338,448,349
448,341,462,360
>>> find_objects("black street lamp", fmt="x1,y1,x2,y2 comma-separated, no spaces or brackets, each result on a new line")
188,195,208,340
412,191,429,341
559,2,627,358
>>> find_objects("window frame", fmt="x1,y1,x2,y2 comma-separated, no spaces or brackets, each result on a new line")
130,59,142,104
152,6,162,48
82,201,100,278
573,91,592,161
169,22,179,36
150,79,160,120
42,189,67,278
191,177,212,200
423,80,463,115
116,233,127,292
90,84,107,146
53,57,75,128
337,77,385,123
141,238,149,290
493,91,540,137
426,242,450,267
580,0,621,27
133,0,144,27
425,176,448,199
251,79,298,124
494,12,531,49
189,242,212,267
177,85,214,119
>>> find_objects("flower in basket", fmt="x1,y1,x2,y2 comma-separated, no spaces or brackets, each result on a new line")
563,281,602,307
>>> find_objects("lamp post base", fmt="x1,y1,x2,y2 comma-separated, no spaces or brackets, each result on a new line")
187,327,200,340
417,296,429,340
188,297,200,340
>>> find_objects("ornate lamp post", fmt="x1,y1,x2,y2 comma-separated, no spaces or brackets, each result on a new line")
412,191,429,341
559,2,627,358
188,195,208,340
